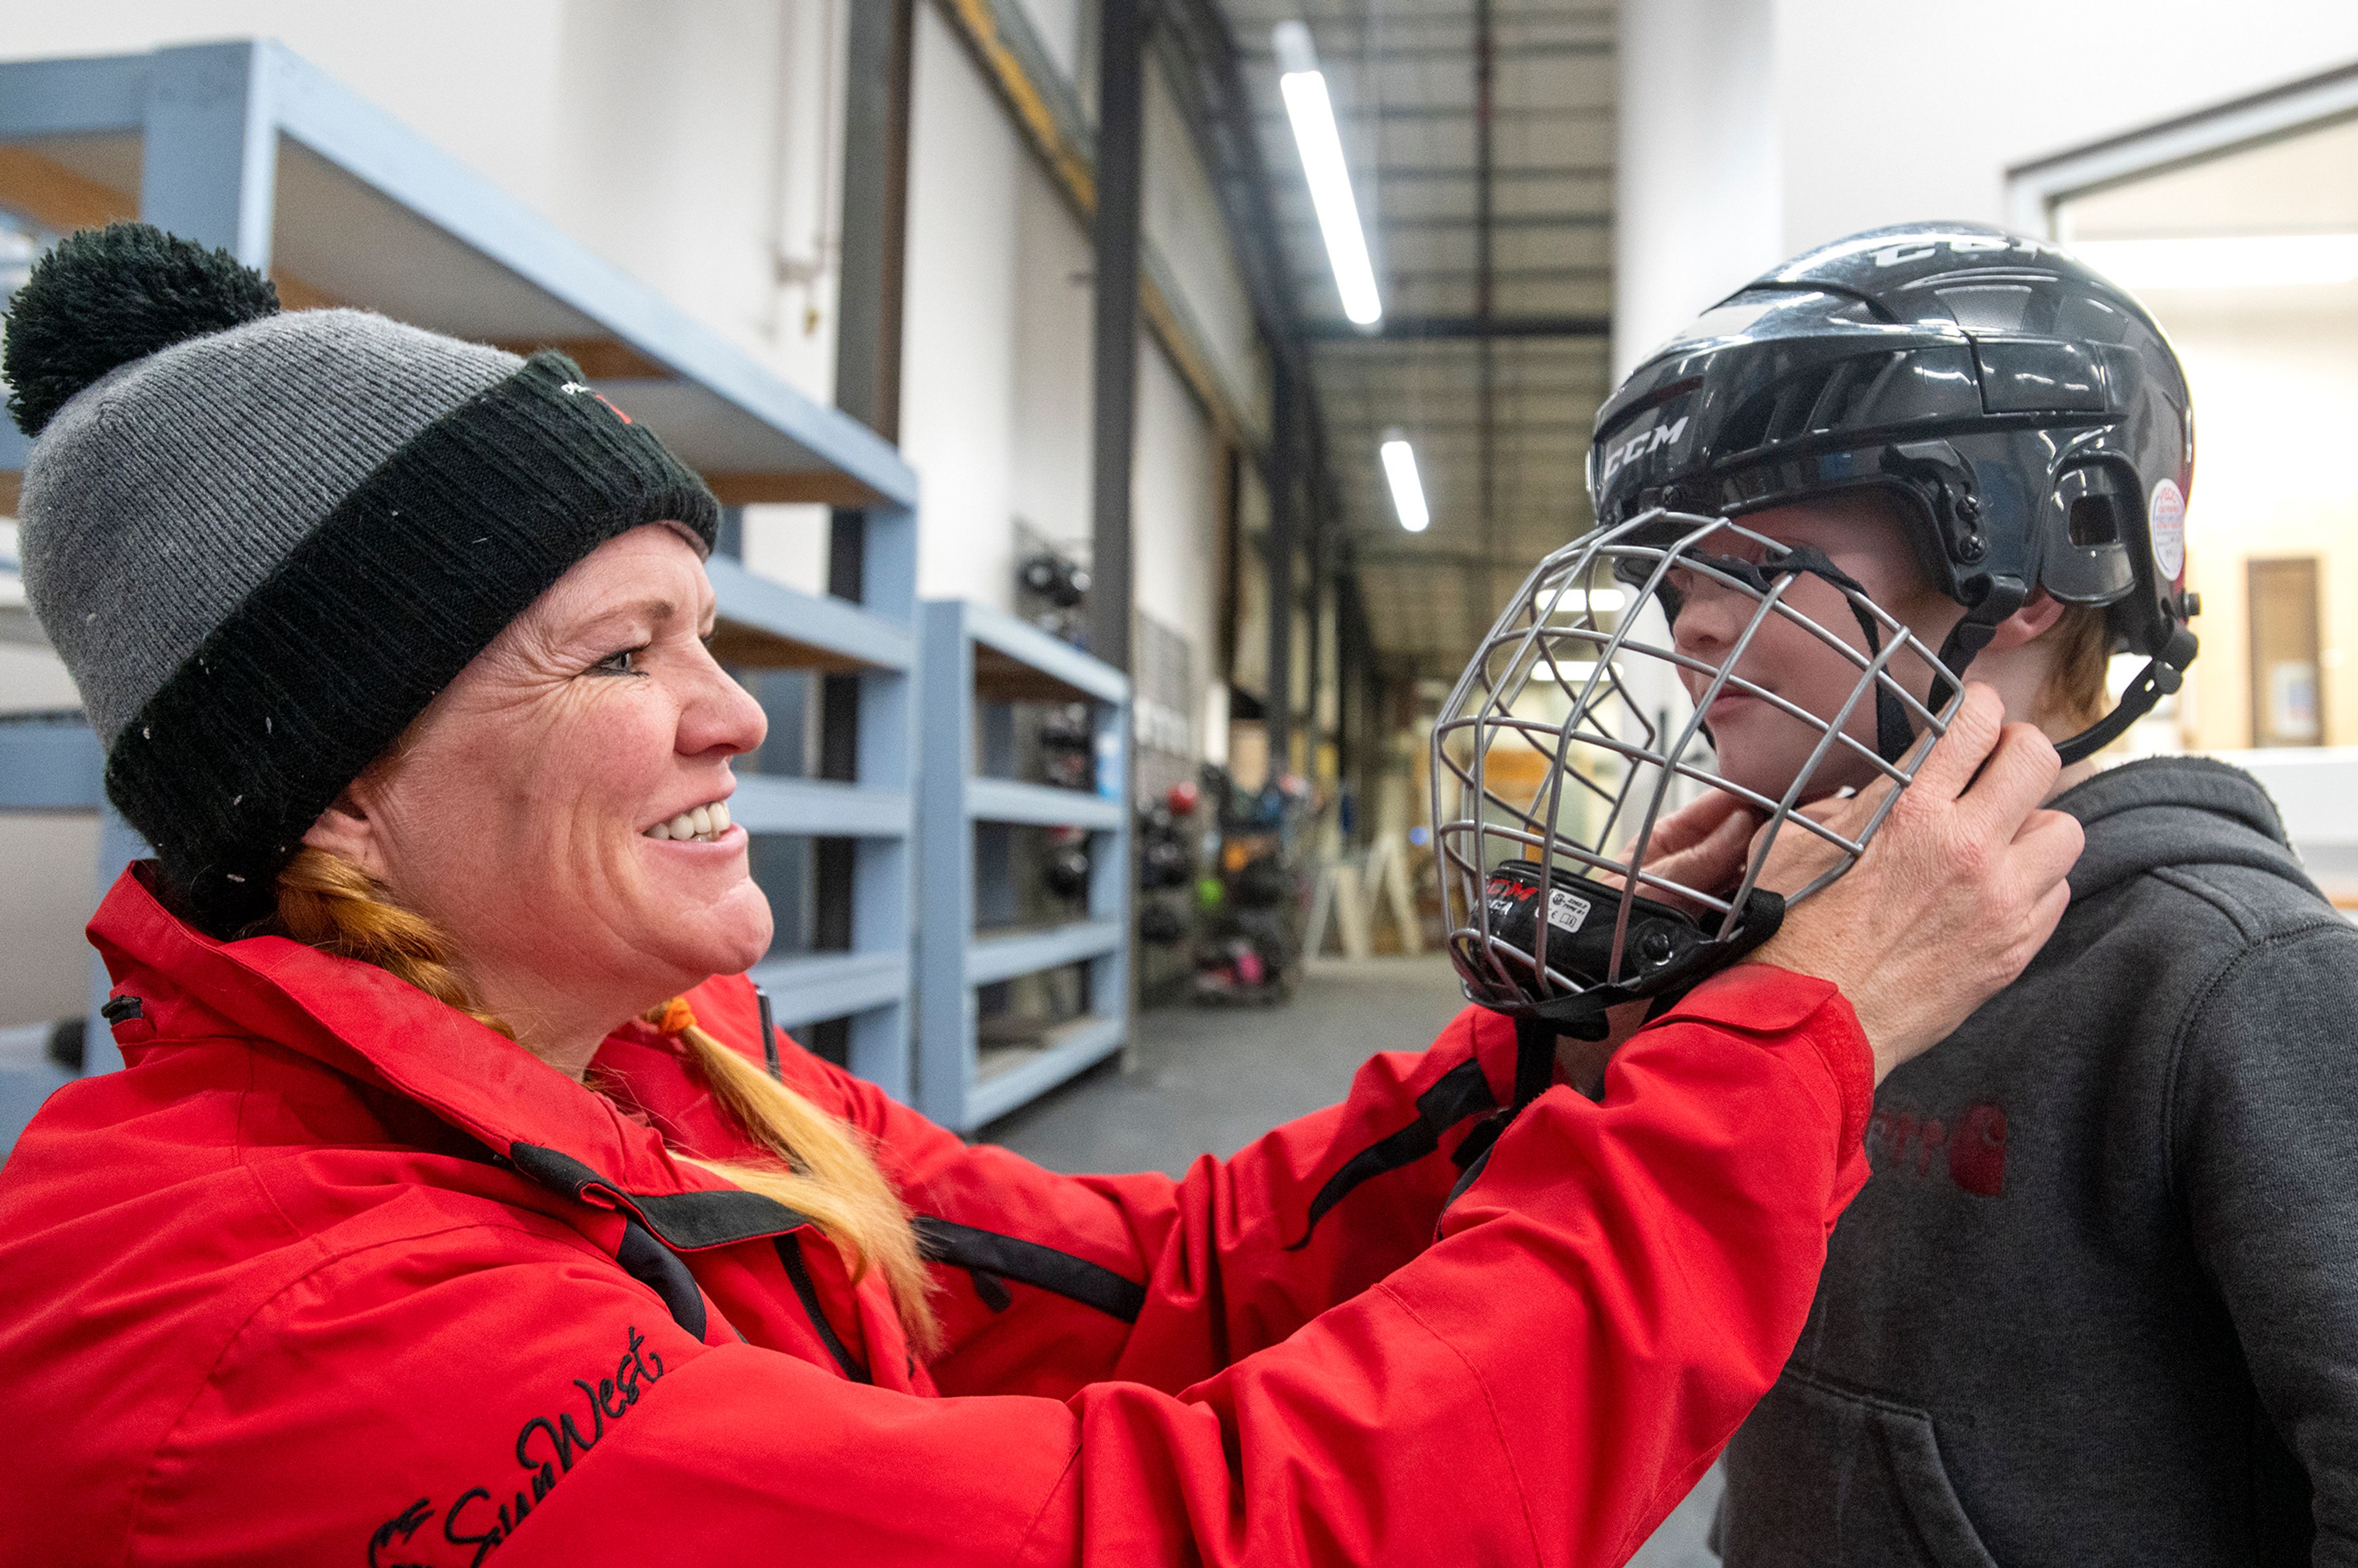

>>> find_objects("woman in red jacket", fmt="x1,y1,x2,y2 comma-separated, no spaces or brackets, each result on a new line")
0,226,2077,1567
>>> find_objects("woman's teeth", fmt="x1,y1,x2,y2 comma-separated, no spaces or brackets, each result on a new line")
644,800,731,842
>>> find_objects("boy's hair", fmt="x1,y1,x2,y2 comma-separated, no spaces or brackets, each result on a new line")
2041,605,2114,731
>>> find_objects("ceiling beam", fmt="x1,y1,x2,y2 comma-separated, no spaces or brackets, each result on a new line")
1240,41,1613,63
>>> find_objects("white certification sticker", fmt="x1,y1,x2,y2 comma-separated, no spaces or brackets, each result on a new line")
2149,478,2186,583
1547,887,1592,934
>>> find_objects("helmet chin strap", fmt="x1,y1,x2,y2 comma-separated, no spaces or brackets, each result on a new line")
1679,545,1925,764
1926,573,2028,714
2050,624,2200,766
1933,577,2203,767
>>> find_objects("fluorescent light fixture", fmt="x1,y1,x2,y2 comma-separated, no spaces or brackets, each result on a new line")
1273,20,1382,326
1541,661,1600,684
1379,435,1428,532
2069,234,2358,290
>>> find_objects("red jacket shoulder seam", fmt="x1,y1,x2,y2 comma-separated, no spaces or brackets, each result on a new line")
1372,1278,1544,1568
1008,1442,1085,1566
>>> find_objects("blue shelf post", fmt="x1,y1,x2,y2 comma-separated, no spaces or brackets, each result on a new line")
914,600,1132,1133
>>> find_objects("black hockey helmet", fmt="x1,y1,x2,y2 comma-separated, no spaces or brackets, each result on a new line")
1590,221,2200,763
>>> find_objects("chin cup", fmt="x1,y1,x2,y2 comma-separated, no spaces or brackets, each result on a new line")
1463,859,1785,1039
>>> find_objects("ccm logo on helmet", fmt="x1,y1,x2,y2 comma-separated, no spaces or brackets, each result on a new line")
1599,416,1690,488
1872,234,2058,268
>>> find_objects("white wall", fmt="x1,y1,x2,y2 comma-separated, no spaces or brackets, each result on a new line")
1133,340,1221,674
1615,0,2358,363
0,1,852,404
1143,61,1264,435
1011,163,1098,555
900,2,1030,608
1773,1,2358,255
0,1,566,209
551,0,847,400
1613,0,1783,379
900,0,1243,651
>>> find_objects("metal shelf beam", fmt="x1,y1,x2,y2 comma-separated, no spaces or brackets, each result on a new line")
747,951,911,1033
967,920,1125,987
728,775,909,839
0,716,102,811
966,778,1124,831
965,1014,1127,1127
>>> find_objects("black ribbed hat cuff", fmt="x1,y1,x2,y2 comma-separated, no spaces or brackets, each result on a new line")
105,352,720,933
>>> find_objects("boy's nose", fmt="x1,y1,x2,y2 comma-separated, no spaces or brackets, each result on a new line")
1671,579,1749,655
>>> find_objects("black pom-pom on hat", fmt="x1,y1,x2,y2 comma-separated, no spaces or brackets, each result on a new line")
3,221,279,438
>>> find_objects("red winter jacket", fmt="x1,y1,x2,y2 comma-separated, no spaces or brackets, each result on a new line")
0,866,1871,1567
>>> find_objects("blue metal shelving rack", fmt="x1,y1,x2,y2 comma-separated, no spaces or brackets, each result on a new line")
915,600,1130,1133
0,40,922,1141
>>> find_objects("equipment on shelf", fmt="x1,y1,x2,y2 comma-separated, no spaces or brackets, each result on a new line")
1138,804,1194,890
1042,829,1092,901
1019,552,1091,607
1035,702,1096,791
1189,762,1312,1006
1015,539,1091,647
1138,902,1188,946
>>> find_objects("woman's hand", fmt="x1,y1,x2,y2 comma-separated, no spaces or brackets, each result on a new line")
1746,683,2081,1083
1622,788,1762,907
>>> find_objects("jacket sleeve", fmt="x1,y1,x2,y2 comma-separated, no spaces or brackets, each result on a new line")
2172,919,2358,1566
828,997,1543,1397
492,964,1872,1567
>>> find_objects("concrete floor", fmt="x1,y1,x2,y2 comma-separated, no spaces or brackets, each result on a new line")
984,953,1469,1174
980,952,1721,1567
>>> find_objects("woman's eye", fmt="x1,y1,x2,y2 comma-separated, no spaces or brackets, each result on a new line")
591,646,645,677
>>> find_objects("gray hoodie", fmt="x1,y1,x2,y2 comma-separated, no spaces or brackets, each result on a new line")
1718,757,2358,1567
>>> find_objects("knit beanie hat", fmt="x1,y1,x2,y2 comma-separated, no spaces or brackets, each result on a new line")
3,223,720,934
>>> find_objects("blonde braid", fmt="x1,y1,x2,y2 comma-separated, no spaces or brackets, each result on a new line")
658,1007,941,1354
266,848,516,1039
259,847,941,1355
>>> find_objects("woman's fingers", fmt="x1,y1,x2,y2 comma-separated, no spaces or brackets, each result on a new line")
2008,807,2085,897
1905,683,2006,803
1636,789,1749,861
1955,720,2064,837
1639,795,1762,901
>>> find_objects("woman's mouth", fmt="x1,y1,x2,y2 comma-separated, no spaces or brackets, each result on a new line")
643,798,733,843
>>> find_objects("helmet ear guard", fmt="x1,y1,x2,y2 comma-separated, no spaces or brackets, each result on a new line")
1434,509,1966,1035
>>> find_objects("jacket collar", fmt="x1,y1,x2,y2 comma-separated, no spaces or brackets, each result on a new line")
87,863,791,1243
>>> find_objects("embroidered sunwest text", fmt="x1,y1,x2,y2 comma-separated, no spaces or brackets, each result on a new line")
365,1325,667,1568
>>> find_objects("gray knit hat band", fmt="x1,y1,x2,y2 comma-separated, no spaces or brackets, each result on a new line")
21,308,521,745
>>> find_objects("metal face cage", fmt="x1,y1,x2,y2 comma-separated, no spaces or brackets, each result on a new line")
1431,508,1965,1031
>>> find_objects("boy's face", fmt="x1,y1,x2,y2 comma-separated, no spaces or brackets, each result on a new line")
1667,492,1961,805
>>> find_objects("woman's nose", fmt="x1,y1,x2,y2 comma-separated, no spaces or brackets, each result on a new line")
679,643,769,759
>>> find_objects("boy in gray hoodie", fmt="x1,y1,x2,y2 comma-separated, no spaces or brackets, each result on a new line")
1586,223,2358,1566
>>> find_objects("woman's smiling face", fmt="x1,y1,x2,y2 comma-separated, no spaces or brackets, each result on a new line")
306,524,772,1050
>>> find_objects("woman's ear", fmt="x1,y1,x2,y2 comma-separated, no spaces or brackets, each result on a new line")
1983,588,2067,653
300,780,392,881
